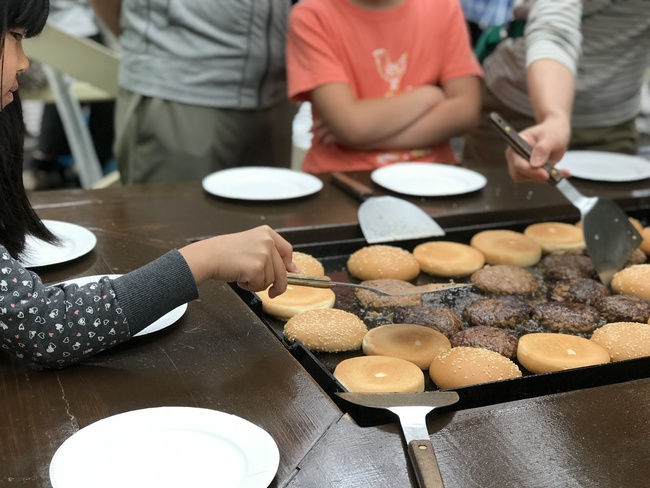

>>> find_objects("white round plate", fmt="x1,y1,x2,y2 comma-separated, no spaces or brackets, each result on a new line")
20,220,97,268
50,406,280,488
555,151,650,182
370,163,487,197
55,274,187,337
202,166,323,201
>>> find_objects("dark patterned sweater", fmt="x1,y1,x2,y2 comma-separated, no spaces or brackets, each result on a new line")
0,247,198,368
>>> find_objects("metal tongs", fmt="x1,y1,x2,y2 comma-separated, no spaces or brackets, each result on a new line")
286,273,472,297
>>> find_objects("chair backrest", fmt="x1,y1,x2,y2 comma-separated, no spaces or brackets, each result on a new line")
23,22,120,96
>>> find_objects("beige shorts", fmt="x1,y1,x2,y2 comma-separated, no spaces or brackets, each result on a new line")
114,89,296,184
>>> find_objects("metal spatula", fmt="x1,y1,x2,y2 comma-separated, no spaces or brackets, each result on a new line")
337,391,460,488
331,172,446,244
286,273,472,296
489,112,642,286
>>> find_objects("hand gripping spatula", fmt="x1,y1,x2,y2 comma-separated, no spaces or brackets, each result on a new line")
331,171,445,244
337,391,459,488
489,112,642,286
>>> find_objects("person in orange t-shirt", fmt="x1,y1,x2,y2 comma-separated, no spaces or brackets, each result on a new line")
287,0,483,174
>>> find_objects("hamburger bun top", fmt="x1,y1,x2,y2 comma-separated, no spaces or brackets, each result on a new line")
347,245,420,281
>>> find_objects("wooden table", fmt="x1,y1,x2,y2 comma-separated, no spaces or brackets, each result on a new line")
3,166,650,487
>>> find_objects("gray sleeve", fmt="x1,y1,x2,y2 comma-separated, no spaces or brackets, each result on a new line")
525,0,583,75
111,249,199,335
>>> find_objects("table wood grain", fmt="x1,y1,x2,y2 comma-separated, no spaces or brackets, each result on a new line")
3,169,649,487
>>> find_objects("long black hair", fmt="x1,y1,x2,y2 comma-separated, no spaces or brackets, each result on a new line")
0,0,52,259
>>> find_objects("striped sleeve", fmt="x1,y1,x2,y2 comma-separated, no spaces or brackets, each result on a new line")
525,0,583,75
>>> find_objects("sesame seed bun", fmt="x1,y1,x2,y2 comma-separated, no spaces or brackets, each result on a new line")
517,332,610,374
334,355,425,393
362,323,451,369
429,347,522,388
283,308,367,352
611,264,650,300
354,279,422,309
591,322,650,361
347,245,420,281
292,251,325,276
470,230,542,267
523,222,586,254
413,241,485,277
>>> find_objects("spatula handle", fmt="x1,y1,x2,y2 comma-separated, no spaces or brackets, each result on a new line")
488,112,563,185
408,440,445,488
287,273,333,288
331,171,375,201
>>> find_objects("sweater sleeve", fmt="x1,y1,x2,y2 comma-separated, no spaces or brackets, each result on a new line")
0,247,198,369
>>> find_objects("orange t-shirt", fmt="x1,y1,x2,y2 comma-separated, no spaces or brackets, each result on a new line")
287,0,483,174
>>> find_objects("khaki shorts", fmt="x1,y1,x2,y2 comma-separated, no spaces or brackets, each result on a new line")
462,83,639,168
115,89,296,184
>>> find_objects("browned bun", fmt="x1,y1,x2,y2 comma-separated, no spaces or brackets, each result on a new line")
630,218,644,234
292,251,325,276
347,245,420,281
523,222,585,254
517,332,610,373
334,355,425,393
470,230,542,267
413,241,485,277
640,227,650,256
429,347,521,388
257,285,335,320
284,308,367,352
591,322,650,361
611,264,650,300
362,323,451,369
355,279,422,309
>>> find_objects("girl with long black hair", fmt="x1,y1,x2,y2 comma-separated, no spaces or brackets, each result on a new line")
0,0,297,368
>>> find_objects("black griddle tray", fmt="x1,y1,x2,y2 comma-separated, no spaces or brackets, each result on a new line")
236,212,650,426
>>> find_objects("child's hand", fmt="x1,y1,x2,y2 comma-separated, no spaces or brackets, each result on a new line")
179,226,299,297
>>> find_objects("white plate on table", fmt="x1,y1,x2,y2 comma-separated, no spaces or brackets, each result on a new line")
202,166,323,201
370,163,487,197
20,220,97,268
55,274,188,337
555,151,650,182
50,406,280,488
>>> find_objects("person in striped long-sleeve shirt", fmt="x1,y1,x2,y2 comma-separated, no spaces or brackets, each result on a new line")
462,0,650,182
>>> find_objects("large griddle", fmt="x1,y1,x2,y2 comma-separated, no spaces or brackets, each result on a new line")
235,211,650,426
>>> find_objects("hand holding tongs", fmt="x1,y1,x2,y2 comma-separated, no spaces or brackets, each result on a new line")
287,273,471,296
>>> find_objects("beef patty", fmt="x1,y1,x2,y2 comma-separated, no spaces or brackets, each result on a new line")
393,305,463,339
464,295,531,329
532,301,601,334
548,278,610,306
451,326,518,359
596,294,650,323
471,265,538,295
538,254,597,281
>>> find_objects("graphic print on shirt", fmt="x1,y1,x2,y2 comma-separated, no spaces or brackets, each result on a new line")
372,48,433,165
373,48,408,95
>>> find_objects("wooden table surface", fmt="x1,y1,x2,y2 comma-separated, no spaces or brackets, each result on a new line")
3,165,650,487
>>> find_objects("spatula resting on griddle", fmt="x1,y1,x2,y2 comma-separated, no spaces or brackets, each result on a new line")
331,171,445,244
337,391,459,488
489,112,642,286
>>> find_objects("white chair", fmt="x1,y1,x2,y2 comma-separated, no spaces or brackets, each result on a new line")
23,22,120,189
